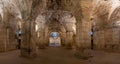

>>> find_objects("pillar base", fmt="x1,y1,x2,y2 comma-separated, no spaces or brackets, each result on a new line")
20,48,37,58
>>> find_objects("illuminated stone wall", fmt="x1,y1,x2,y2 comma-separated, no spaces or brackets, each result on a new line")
92,0,120,51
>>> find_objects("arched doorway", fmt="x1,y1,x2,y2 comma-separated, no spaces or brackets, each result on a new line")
49,32,61,47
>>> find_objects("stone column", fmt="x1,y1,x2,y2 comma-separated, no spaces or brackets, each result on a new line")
44,26,49,46
64,22,75,48
65,31,74,48
21,20,37,58
38,23,46,49
60,32,66,46
30,21,38,57
38,30,46,49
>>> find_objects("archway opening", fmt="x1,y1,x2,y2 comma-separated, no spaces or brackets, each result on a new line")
49,32,61,47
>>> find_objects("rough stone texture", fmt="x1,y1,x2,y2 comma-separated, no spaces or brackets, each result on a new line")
0,0,120,58
76,0,92,48
0,23,6,52
0,0,22,52
92,0,120,51
0,22,17,52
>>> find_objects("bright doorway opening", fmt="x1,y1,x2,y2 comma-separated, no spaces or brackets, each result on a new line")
49,32,61,47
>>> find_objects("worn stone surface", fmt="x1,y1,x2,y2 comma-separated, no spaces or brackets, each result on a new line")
0,0,120,58
92,0,120,51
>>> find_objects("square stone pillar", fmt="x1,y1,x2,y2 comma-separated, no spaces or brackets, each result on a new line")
21,20,37,58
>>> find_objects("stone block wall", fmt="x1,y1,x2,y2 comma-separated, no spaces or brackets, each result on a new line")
0,23,17,52
0,24,6,52
94,27,120,51
77,21,91,48
7,29,17,51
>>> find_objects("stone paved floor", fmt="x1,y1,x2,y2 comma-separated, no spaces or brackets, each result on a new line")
0,47,120,64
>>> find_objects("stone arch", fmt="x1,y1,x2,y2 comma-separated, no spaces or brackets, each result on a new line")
109,6,120,24
58,11,77,48
34,10,77,48
0,0,23,51
91,1,120,50
46,17,66,46
35,14,46,48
